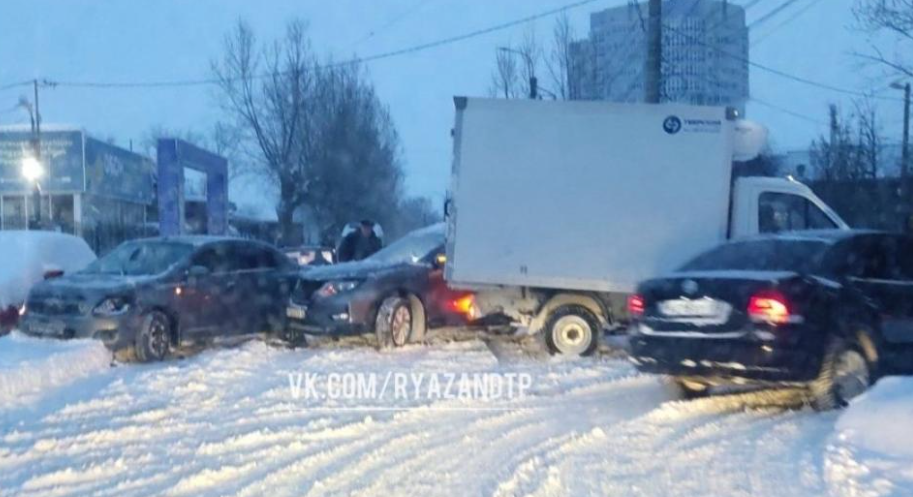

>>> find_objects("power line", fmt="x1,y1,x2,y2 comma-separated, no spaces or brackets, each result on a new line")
40,0,608,90
347,0,438,49
748,0,803,29
0,80,32,92
662,23,904,103
752,0,826,45
750,96,828,126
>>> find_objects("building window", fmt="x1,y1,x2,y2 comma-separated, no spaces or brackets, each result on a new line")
1,195,26,230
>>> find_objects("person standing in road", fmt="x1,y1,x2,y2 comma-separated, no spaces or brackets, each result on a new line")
337,220,382,262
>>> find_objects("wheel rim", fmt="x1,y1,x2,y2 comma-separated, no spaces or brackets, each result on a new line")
551,315,593,356
148,317,169,359
833,350,869,405
391,305,412,346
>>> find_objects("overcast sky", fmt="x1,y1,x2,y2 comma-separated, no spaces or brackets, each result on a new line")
0,0,905,213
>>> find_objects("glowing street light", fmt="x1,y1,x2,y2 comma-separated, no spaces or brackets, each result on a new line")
21,156,43,182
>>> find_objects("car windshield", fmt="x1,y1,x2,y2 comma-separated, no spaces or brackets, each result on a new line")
680,239,831,273
366,227,443,265
83,241,193,276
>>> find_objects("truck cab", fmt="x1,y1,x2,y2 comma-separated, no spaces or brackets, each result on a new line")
730,176,848,238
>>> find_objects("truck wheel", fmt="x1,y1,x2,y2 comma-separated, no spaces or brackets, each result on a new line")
808,338,871,411
376,296,415,348
134,311,172,363
544,305,599,356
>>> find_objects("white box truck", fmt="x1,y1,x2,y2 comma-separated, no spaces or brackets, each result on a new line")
444,97,848,356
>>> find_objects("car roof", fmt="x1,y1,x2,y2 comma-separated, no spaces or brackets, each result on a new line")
131,235,271,249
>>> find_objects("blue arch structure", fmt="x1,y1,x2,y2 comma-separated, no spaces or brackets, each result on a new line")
157,138,228,236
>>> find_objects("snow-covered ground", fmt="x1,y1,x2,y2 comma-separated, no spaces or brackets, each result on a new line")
0,332,910,497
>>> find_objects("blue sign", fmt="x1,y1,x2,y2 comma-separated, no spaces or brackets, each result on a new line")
0,130,85,193
84,137,154,204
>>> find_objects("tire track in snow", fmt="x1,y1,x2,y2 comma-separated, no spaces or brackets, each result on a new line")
495,388,837,497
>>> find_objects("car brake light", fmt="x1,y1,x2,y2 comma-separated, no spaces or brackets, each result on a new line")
450,295,477,319
627,294,645,317
747,291,791,325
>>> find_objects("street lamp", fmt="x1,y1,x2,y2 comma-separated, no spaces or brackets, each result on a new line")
21,156,43,183
498,46,539,100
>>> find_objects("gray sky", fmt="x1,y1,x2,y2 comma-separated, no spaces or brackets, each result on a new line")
0,0,906,213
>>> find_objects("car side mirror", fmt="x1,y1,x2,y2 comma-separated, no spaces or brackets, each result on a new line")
44,269,65,280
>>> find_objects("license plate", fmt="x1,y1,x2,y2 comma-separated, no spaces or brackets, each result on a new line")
28,320,65,336
658,298,729,318
286,306,307,320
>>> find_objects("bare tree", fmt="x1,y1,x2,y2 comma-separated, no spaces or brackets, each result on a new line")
212,20,318,245
546,13,575,100
489,47,520,99
854,0,913,77
811,102,884,181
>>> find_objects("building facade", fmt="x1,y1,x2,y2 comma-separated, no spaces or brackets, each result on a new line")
0,127,155,253
570,0,749,115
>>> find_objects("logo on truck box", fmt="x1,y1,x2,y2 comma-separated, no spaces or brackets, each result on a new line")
664,115,722,135
663,116,683,135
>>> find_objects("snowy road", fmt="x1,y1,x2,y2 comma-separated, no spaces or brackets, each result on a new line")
0,332,908,497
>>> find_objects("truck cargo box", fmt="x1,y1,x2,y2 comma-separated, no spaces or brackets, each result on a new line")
445,98,735,293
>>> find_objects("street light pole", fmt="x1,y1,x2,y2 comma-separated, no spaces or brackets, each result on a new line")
498,47,538,100
892,81,911,231
901,82,910,182
32,79,43,227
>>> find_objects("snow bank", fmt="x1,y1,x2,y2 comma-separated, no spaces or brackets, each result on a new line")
0,332,110,407
826,377,913,496
0,231,96,308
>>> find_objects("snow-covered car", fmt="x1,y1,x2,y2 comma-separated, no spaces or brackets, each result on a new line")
628,230,913,410
19,236,298,362
0,231,96,334
285,223,478,346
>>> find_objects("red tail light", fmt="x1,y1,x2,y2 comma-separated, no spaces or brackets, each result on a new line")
747,291,791,324
450,294,477,319
627,294,645,317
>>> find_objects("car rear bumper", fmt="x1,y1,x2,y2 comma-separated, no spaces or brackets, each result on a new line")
628,333,822,384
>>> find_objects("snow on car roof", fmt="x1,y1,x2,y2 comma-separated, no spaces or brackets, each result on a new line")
729,229,886,245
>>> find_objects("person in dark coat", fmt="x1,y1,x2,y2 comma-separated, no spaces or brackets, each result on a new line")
337,220,382,262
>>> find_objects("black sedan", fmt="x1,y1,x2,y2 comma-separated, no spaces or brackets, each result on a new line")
20,236,297,362
628,230,913,410
284,223,478,347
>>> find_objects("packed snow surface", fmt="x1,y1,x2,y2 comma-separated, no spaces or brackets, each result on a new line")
0,334,910,497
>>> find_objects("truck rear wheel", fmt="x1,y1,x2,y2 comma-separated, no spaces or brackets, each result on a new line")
544,305,599,357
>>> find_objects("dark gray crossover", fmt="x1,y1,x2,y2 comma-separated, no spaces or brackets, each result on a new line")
20,236,297,361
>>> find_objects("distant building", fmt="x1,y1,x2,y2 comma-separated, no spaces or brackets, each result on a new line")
569,0,749,115
0,126,155,253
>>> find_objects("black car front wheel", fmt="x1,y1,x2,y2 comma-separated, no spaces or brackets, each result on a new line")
134,311,172,363
808,338,872,411
376,296,419,348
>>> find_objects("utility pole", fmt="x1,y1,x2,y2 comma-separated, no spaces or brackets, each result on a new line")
902,82,910,231
645,0,662,104
892,81,911,231
901,82,910,182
